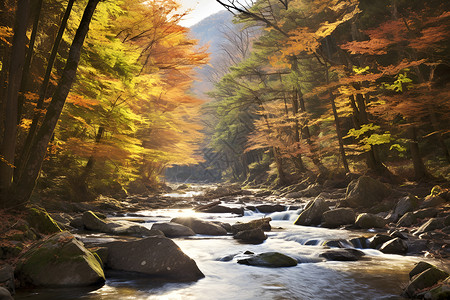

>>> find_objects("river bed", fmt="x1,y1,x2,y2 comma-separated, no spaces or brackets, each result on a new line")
16,203,446,300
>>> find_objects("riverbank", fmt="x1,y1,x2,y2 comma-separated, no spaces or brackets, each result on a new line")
1,175,449,299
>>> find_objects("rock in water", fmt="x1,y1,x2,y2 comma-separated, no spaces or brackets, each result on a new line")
234,228,267,244
238,252,297,268
104,237,204,281
321,208,356,228
231,218,272,234
355,213,387,229
402,265,449,298
409,261,434,279
294,197,329,226
345,176,391,208
171,217,227,235
379,237,408,255
319,249,365,261
15,232,105,287
151,222,195,237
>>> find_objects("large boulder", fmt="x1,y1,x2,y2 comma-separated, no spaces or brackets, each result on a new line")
237,252,297,268
391,194,419,222
234,228,267,244
26,206,62,234
103,237,204,281
321,208,355,228
151,222,195,237
319,249,365,261
15,232,105,287
369,234,393,249
379,237,408,255
171,217,227,236
396,212,417,227
355,213,387,229
402,265,449,298
345,176,391,208
0,264,14,295
0,287,13,300
231,218,271,234
294,197,330,226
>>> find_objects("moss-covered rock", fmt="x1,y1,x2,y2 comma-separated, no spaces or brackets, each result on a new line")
402,265,449,298
237,252,298,268
15,232,105,287
26,206,61,234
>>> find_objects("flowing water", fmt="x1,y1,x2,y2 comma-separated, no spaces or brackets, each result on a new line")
15,193,445,300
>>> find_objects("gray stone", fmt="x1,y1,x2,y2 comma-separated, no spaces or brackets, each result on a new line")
414,218,446,236
171,217,227,235
369,234,393,249
151,222,195,237
69,216,84,229
231,218,271,234
255,204,286,213
0,287,13,300
321,208,355,228
234,228,267,244
294,197,330,226
409,261,434,279
396,212,417,227
345,176,391,208
391,194,419,221
355,213,387,229
402,266,449,298
104,237,204,281
379,237,408,255
0,264,14,295
15,232,105,287
82,211,108,232
319,248,365,261
420,195,445,209
413,208,439,219
237,252,297,268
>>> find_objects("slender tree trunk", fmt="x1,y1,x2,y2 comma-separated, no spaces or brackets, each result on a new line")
273,147,287,185
11,0,100,205
0,0,31,207
291,89,306,173
17,0,44,123
407,125,428,180
16,0,75,181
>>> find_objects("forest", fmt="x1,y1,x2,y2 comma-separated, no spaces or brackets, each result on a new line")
0,1,449,299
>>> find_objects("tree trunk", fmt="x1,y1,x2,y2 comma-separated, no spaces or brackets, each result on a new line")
0,0,31,207
11,0,100,205
16,0,75,181
408,126,428,180
17,0,44,123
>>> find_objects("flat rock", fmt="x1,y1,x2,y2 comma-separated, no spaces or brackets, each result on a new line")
103,236,204,281
237,252,297,268
151,222,195,237
319,248,365,261
171,217,227,235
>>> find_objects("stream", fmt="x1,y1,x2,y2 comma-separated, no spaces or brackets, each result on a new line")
15,189,445,300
